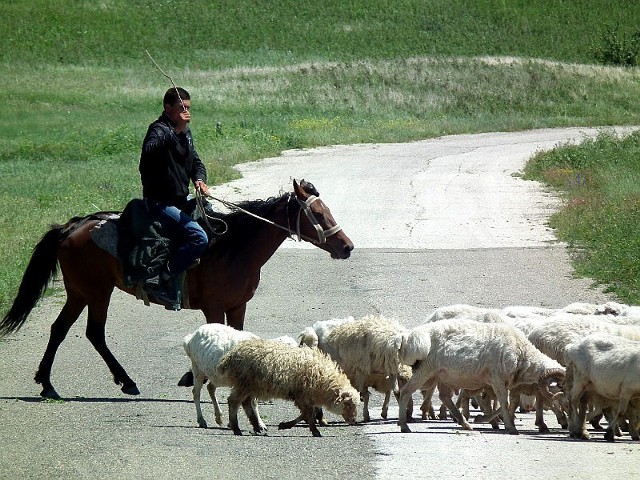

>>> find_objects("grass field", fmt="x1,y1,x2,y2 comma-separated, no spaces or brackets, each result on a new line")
1,0,640,310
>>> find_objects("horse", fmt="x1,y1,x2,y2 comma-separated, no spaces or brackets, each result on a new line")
0,179,353,400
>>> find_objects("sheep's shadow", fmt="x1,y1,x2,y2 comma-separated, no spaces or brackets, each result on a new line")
1,395,191,404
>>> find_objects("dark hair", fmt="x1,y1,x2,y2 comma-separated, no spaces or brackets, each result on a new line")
163,87,190,107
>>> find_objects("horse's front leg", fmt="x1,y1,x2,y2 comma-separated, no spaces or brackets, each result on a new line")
34,298,87,399
85,299,139,396
225,303,247,331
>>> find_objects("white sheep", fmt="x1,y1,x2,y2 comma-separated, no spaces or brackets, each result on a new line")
528,316,640,365
563,333,640,441
300,314,408,422
397,319,564,434
216,338,360,437
182,323,260,429
424,304,507,324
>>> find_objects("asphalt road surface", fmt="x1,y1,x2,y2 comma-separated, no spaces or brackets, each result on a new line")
1,127,639,479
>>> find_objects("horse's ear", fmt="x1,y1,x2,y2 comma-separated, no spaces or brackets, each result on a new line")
294,178,319,198
293,178,306,199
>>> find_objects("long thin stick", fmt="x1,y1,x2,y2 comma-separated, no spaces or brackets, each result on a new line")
145,49,186,111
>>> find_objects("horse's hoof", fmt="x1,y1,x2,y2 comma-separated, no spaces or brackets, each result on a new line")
178,370,194,387
40,387,61,400
121,383,140,396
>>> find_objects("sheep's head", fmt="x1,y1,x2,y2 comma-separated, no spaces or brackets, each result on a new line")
329,388,360,425
537,368,566,401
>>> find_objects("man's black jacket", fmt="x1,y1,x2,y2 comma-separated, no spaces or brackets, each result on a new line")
139,112,207,209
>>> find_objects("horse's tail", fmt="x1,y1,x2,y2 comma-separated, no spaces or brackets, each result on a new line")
0,224,67,336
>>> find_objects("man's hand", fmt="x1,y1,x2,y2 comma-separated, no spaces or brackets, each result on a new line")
195,180,209,196
175,109,190,133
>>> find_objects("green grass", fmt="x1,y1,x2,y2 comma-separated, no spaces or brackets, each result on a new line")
2,0,640,311
524,130,640,303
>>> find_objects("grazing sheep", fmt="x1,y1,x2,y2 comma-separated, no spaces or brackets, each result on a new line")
397,319,564,434
563,333,640,441
183,323,260,429
300,314,408,422
217,339,360,437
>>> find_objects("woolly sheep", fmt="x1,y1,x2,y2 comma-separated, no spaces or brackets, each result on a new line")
300,314,408,422
564,333,640,441
217,339,360,437
183,323,260,429
424,304,507,324
397,319,564,434
528,316,640,365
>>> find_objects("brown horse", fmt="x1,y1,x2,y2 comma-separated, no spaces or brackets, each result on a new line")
0,179,353,400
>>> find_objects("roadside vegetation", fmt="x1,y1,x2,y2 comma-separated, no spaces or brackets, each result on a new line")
1,0,640,311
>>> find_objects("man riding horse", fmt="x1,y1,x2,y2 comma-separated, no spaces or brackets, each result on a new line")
138,87,209,309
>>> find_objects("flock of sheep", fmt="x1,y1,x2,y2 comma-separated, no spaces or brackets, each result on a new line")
181,301,640,440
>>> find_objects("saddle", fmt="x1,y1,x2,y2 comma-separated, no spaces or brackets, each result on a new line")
90,199,185,310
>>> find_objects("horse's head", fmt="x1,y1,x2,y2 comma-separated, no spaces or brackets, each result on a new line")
293,179,354,259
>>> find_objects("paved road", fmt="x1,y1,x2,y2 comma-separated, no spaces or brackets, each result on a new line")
1,127,638,479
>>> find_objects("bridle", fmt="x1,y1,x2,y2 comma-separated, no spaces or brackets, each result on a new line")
197,190,342,245
296,194,343,244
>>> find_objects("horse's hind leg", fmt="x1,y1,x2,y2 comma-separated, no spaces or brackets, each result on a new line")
85,300,139,396
35,299,87,399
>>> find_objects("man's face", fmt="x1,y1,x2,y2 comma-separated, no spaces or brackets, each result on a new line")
165,99,191,124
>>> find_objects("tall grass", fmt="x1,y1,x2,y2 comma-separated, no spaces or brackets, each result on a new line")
1,0,640,310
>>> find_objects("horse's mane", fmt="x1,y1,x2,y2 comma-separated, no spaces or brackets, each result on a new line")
203,193,291,257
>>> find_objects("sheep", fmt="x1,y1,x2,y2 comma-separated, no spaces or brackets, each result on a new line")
216,338,360,437
397,319,564,434
563,333,640,441
299,314,409,422
182,323,260,429
298,316,356,350
424,304,507,324
528,316,640,366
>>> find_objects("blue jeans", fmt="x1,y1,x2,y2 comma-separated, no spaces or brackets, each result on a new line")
146,200,208,276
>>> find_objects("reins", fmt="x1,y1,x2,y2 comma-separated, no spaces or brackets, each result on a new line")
195,189,342,245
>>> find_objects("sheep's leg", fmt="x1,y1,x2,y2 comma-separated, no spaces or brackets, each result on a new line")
605,397,630,442
627,409,640,441
568,391,590,439
395,388,415,421
473,405,501,424
419,386,436,420
566,367,591,440
399,371,433,433
587,404,605,430
362,388,371,422
242,398,267,435
533,390,550,433
456,389,471,420
191,370,208,428
471,388,500,430
303,406,322,437
381,390,391,419
439,383,472,430
251,399,268,432
227,390,243,435
278,414,304,430
549,392,569,429
314,407,327,426
493,384,517,434
205,382,222,426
